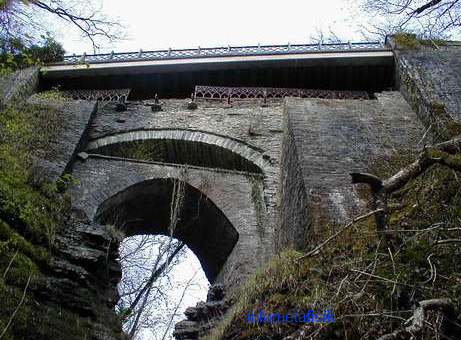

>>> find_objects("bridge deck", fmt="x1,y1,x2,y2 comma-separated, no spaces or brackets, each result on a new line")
40,42,394,100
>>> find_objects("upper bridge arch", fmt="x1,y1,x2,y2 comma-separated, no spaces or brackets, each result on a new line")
86,129,267,173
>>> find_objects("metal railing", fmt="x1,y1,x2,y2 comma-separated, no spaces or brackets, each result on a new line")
194,85,370,100
58,42,386,64
60,89,131,101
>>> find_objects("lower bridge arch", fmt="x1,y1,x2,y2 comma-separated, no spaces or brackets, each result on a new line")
95,177,238,282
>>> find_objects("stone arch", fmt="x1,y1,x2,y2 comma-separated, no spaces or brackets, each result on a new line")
86,129,266,173
94,177,239,282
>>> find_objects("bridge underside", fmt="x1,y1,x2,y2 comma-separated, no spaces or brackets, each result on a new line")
41,51,394,99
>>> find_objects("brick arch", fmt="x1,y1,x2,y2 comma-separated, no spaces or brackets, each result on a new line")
95,177,239,283
86,129,266,173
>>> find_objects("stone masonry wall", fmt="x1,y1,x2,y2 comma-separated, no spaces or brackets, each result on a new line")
393,42,461,139
89,99,283,226
0,67,39,105
27,97,97,180
278,92,425,247
276,105,311,251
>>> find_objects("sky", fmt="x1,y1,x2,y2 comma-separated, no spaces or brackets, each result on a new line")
54,0,368,55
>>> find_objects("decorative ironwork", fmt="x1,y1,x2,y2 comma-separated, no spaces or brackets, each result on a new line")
57,42,386,65
60,89,131,102
194,86,369,100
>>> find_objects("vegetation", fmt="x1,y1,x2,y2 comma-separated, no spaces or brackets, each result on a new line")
390,32,451,50
0,35,65,74
204,150,461,340
0,100,74,339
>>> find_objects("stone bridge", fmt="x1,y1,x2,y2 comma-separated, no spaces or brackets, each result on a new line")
70,99,283,288
5,39,460,339
66,91,426,290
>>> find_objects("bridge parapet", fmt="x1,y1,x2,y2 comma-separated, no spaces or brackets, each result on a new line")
55,42,387,65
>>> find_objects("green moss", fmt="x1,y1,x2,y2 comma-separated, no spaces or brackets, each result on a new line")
31,87,70,102
0,101,77,339
391,33,421,50
0,277,33,340
391,33,447,50
429,102,461,138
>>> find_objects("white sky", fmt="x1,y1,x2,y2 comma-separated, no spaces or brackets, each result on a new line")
56,0,367,54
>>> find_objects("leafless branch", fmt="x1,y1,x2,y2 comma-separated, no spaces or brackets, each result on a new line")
0,273,32,340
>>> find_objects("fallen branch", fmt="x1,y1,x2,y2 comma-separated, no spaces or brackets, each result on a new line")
435,238,461,245
351,135,461,234
296,209,382,261
377,299,457,340
3,248,19,278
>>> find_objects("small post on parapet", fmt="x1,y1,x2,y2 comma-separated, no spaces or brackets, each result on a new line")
227,88,232,105
116,96,127,112
151,93,162,112
187,92,198,110
261,89,268,107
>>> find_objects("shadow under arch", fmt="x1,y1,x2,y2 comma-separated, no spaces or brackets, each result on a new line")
86,129,265,173
95,178,239,283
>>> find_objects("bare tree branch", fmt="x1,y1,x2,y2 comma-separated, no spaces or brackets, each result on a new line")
0,0,123,52
351,135,461,234
414,0,443,14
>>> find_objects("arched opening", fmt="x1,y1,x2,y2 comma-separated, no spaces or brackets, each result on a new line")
86,129,265,174
95,178,239,283
91,139,262,173
96,178,239,338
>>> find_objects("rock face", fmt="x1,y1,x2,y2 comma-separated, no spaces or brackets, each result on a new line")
36,215,124,340
173,285,231,340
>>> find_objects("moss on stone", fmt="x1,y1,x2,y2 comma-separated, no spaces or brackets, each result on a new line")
391,33,421,50
0,101,78,339
420,38,448,48
428,101,461,139
398,54,461,141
